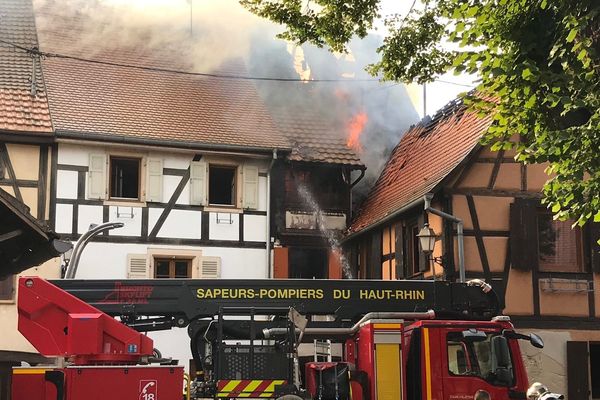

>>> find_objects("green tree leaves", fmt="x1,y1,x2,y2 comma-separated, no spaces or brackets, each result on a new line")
242,0,600,226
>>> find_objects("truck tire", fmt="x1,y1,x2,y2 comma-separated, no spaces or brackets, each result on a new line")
276,395,304,400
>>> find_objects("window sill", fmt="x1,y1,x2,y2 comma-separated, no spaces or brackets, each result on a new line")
204,206,242,214
0,298,16,304
103,199,147,208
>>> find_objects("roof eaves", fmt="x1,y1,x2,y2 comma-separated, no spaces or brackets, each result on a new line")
55,129,293,154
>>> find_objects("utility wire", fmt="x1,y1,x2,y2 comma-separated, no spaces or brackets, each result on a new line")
0,38,476,88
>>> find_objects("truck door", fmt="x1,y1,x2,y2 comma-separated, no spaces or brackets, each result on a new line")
439,327,517,400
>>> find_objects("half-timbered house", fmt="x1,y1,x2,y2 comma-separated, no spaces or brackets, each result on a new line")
0,0,63,396
344,98,600,398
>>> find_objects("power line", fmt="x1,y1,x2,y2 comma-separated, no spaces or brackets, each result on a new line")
0,38,477,88
0,38,379,83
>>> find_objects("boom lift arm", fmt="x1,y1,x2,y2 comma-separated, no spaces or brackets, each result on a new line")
51,278,500,331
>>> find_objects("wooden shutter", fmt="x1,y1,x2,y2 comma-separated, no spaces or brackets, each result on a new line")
190,160,207,206
395,223,405,279
127,254,149,278
589,222,600,273
509,198,539,271
88,153,107,199
146,158,163,203
242,163,259,209
328,250,342,279
201,257,221,278
370,231,382,279
567,341,590,400
273,247,289,278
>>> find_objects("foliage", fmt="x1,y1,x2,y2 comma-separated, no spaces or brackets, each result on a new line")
241,0,600,226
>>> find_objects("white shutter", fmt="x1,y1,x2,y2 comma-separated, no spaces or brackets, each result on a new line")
88,153,107,199
200,256,221,278
242,163,259,209
190,160,207,206
127,254,149,278
146,158,163,202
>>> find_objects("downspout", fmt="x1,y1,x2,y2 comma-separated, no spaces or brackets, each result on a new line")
423,193,465,283
266,149,277,278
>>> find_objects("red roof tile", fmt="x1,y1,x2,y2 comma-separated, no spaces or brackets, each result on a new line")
348,100,492,235
33,5,290,151
0,0,52,133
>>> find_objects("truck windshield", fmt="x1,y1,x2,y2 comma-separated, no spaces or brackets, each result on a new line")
447,331,514,386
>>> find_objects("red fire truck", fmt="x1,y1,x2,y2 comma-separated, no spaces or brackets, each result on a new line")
12,277,552,400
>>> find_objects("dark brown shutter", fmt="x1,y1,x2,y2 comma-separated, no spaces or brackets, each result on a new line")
567,341,590,400
273,247,289,278
395,223,405,279
509,198,539,271
589,222,600,273
0,275,13,300
370,230,382,279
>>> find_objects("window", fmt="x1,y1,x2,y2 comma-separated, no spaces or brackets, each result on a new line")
0,275,14,300
447,331,514,387
154,258,192,278
209,165,236,206
110,156,141,200
537,211,583,272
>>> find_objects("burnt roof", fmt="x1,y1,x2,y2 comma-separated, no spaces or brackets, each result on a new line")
348,99,492,235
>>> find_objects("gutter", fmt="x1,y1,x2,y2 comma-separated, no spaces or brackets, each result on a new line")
266,149,277,278
55,130,292,155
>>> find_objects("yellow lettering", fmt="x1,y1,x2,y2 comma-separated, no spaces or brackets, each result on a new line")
416,290,425,300
196,288,205,299
316,289,324,299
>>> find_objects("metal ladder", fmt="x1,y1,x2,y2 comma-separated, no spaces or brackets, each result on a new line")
313,339,332,362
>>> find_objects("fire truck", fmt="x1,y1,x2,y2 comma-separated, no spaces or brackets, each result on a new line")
13,277,549,400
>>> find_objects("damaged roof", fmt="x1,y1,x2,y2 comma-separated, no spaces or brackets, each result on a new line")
0,0,52,134
274,113,364,168
31,3,290,152
348,99,492,235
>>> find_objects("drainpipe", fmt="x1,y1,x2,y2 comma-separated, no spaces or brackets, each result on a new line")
266,149,277,278
423,193,465,283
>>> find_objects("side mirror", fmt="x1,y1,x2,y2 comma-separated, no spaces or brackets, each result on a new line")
529,333,544,349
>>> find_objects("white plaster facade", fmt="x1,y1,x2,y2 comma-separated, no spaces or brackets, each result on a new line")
53,142,274,365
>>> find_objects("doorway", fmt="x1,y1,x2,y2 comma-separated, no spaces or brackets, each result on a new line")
289,248,328,279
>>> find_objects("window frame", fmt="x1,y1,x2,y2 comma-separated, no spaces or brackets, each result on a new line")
108,155,142,201
536,208,585,273
208,163,238,207
153,258,193,279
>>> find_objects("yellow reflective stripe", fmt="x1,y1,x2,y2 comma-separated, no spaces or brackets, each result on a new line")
424,328,432,400
259,393,274,398
373,323,402,329
237,380,263,397
264,380,286,393
217,393,230,397
221,380,242,393
13,369,49,375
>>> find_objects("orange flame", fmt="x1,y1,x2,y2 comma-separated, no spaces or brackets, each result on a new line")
346,111,368,152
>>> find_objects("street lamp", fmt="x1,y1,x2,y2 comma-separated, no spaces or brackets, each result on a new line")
417,223,437,254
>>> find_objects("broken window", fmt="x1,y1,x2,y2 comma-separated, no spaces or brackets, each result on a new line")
537,212,583,272
109,157,140,200
209,165,236,206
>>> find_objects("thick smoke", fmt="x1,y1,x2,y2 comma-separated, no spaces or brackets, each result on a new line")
33,0,419,208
